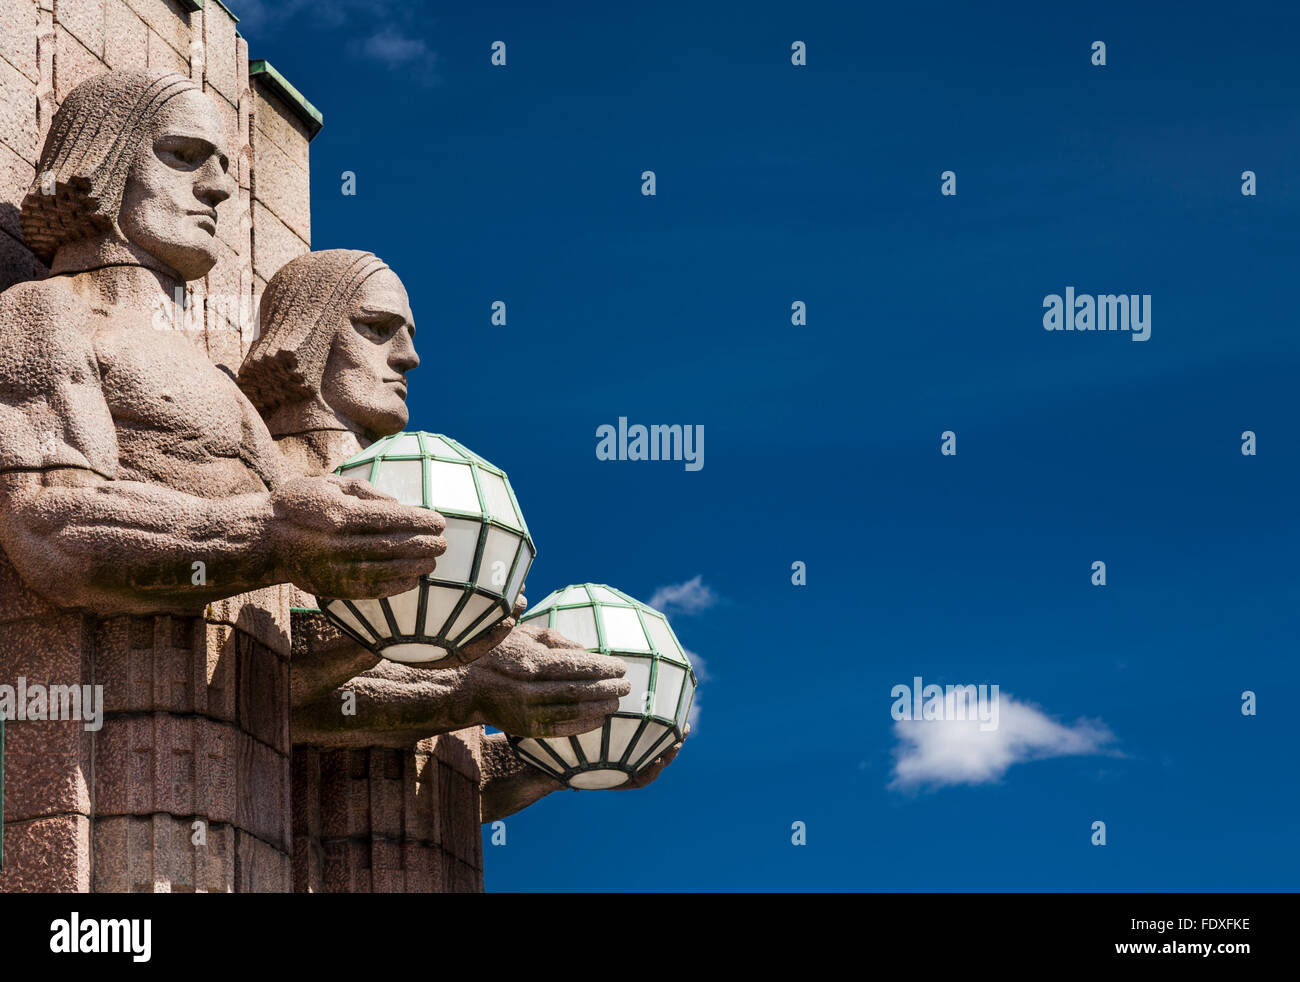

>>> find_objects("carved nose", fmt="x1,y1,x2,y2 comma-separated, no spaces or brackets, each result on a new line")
197,168,234,208
392,331,419,372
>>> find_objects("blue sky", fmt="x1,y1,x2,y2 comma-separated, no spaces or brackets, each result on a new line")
236,0,1299,890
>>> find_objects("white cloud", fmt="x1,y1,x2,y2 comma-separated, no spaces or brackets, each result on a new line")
889,691,1115,791
358,27,434,66
683,648,710,682
649,575,717,616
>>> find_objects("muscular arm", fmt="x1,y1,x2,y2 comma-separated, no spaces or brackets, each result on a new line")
0,290,443,614
0,469,280,612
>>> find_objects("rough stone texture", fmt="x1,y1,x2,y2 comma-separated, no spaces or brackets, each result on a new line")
54,24,105,103
104,0,149,72
0,815,92,891
251,198,308,283
54,0,103,60
0,0,38,84
0,138,32,240
0,225,44,293
201,0,237,105
0,50,38,164
251,129,310,243
146,25,186,74
253,84,310,174
123,0,189,63
291,736,482,893
93,815,240,892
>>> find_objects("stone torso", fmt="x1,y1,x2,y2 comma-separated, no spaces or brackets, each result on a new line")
92,306,288,495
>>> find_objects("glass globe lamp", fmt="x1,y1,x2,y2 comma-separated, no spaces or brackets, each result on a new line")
511,584,695,789
318,432,534,664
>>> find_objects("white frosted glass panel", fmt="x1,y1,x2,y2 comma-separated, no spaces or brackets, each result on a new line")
372,458,424,506
477,470,519,528
569,768,628,789
602,606,649,652
351,599,389,638
387,434,421,455
386,585,421,635
505,546,531,607
447,593,493,640
575,726,604,765
557,586,590,605
326,600,375,642
435,517,478,583
476,527,521,595
642,614,681,659
427,460,479,513
338,464,371,483
676,678,694,731
554,606,598,650
520,609,550,631
461,610,504,645
516,740,562,776
590,586,624,603
607,717,641,761
653,662,686,719
423,436,459,458
384,642,447,664
530,589,557,612
421,585,464,637
543,735,579,768
618,656,652,714
628,722,669,770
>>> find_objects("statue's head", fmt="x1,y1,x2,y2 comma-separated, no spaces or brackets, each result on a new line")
239,250,419,441
20,69,234,280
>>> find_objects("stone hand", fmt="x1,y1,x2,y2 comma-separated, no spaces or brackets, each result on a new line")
270,475,445,599
469,625,630,738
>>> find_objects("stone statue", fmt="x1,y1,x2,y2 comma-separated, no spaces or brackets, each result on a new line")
0,70,445,615
0,71,442,893
238,250,681,834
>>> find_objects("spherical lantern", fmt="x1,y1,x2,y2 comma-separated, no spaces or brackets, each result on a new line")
318,432,535,664
511,584,696,789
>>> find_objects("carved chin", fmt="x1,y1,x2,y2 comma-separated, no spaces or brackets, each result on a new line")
171,241,220,281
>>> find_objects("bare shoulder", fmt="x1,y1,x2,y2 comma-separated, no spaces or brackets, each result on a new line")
0,277,95,377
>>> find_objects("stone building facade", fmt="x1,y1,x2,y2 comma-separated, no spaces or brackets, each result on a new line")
0,0,484,892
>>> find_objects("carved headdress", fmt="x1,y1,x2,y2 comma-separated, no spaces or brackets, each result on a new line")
238,249,392,415
20,69,201,264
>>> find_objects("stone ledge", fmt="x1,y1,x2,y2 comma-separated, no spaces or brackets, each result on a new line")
249,59,322,140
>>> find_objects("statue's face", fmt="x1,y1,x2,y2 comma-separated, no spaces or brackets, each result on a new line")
322,269,419,438
117,88,234,281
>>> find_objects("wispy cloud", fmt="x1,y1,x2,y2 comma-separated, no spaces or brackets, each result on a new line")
889,691,1116,791
684,648,710,682
682,648,707,733
649,575,718,616
234,1,439,83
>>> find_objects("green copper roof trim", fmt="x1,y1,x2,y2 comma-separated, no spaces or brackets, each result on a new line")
211,0,240,22
179,0,203,12
249,59,324,140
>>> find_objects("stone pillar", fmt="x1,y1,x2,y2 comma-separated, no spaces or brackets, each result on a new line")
287,609,486,893
291,734,485,894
